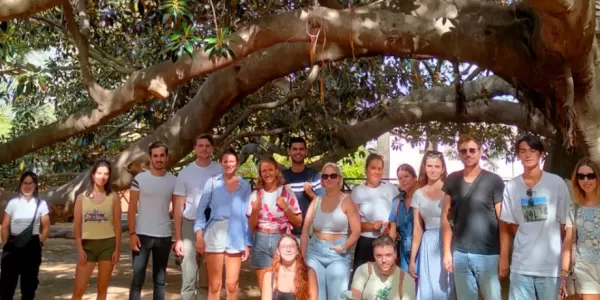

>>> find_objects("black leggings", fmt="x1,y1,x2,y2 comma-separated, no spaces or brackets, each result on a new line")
351,236,376,278
0,235,42,300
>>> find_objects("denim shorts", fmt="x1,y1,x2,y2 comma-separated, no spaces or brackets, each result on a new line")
251,232,283,268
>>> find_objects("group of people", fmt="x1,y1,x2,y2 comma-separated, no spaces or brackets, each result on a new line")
1,133,600,300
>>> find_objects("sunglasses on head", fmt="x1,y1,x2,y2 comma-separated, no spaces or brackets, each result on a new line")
459,148,478,155
321,173,339,180
576,173,597,180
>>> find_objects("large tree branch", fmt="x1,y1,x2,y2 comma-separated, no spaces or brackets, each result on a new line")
333,76,553,150
216,65,320,144
221,127,291,149
0,2,551,164
0,43,373,211
0,0,62,21
63,2,110,107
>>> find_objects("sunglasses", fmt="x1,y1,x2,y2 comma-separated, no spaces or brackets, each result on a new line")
526,188,533,198
459,148,478,155
576,173,597,180
321,173,339,180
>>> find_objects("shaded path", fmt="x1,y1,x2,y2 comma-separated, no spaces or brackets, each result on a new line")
1,223,260,300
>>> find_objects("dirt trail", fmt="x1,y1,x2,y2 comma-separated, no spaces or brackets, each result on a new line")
0,223,260,300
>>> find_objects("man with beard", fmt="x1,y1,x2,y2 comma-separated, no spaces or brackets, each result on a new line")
128,142,177,300
441,135,505,300
172,134,223,300
282,137,324,237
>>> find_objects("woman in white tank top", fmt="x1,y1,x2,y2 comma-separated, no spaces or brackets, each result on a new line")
300,162,361,300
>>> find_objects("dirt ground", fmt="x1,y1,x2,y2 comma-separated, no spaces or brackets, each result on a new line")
0,223,261,300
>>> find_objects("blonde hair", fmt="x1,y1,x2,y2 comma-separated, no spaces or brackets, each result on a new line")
256,157,285,190
570,157,600,205
321,162,344,190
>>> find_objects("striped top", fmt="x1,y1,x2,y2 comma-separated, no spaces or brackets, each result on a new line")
282,167,324,234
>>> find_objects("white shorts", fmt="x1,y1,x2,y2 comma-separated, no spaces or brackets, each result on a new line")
575,260,600,294
204,219,241,254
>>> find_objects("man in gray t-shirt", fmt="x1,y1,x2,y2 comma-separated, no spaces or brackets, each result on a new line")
441,135,505,300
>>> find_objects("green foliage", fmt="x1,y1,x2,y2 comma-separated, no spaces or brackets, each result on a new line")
204,27,236,60
338,147,369,181
0,105,11,138
0,0,535,190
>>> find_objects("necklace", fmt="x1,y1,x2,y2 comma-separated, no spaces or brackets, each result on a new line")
324,191,342,200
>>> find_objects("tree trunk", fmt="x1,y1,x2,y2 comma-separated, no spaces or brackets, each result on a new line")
543,135,583,179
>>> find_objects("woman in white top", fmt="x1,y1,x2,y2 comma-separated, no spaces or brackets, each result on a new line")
0,171,51,300
409,151,454,299
561,158,600,299
351,153,399,276
301,162,361,300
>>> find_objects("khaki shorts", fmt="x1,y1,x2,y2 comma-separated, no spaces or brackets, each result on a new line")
575,260,600,294
82,237,116,262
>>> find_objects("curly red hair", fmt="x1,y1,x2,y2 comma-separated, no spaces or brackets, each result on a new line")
268,234,311,300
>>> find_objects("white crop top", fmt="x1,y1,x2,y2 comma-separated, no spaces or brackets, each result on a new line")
312,195,349,234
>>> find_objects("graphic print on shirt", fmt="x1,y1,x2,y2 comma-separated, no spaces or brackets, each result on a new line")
375,286,391,300
520,196,548,222
84,209,109,222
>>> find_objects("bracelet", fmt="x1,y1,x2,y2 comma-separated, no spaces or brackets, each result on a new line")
129,232,137,236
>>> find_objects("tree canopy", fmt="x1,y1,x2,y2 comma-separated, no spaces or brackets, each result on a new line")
0,0,595,214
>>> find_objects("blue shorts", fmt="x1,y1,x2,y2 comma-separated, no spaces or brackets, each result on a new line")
251,232,283,268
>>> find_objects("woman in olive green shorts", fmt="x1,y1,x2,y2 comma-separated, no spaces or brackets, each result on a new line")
72,159,122,300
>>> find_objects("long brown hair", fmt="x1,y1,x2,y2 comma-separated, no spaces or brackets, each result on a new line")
571,157,600,205
268,234,311,300
417,151,448,188
395,164,417,215
256,157,285,190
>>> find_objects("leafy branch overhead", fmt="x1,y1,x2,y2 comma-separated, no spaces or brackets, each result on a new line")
0,0,597,210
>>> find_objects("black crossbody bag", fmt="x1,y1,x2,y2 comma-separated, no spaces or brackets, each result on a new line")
9,199,41,248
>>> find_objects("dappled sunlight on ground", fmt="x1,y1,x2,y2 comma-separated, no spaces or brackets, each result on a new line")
0,223,260,299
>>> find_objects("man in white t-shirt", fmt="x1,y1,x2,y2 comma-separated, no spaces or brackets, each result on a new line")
128,142,177,300
172,134,223,299
500,135,571,299
350,235,415,300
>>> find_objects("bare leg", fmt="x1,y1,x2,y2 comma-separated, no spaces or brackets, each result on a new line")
225,253,243,300
72,262,96,300
205,252,225,300
96,261,115,300
255,268,268,293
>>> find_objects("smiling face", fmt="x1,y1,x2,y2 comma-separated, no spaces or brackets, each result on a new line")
194,138,213,160
458,140,481,167
425,157,444,182
321,165,341,190
93,166,110,188
373,245,396,273
150,146,168,170
277,236,299,263
288,142,307,164
259,160,278,187
20,175,37,197
577,165,598,195
221,153,239,175
397,169,416,191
